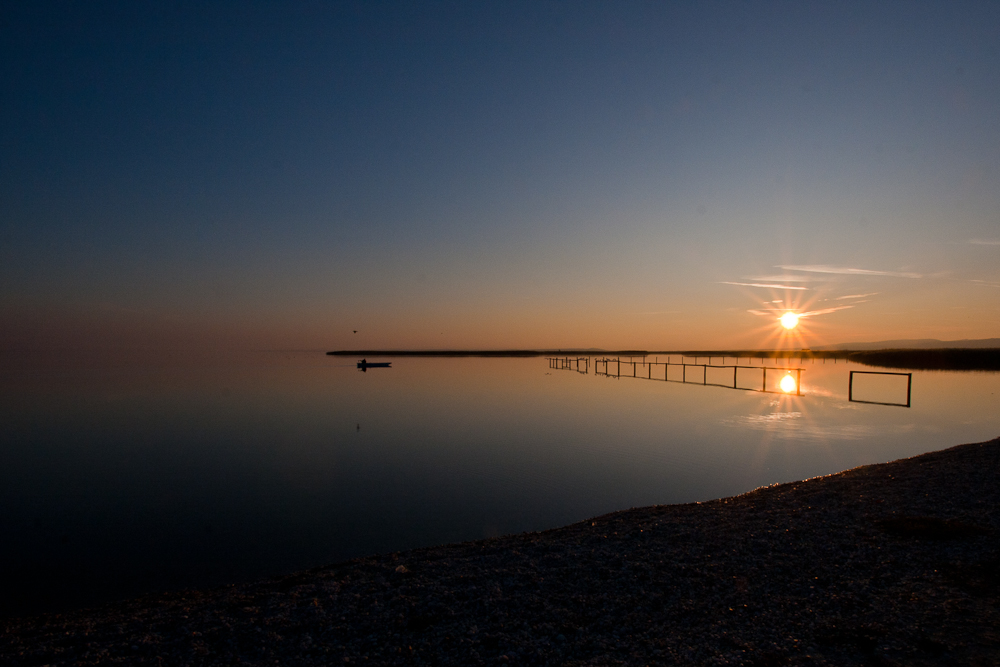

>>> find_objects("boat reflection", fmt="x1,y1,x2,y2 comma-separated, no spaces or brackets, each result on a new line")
357,359,392,371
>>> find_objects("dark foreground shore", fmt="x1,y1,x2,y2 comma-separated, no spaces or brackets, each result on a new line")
4,439,999,666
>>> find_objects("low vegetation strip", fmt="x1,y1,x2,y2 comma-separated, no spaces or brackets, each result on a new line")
848,348,1000,371
3,438,999,665
326,350,650,357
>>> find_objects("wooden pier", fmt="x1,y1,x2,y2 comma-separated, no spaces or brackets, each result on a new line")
848,370,912,407
586,356,804,396
547,357,590,373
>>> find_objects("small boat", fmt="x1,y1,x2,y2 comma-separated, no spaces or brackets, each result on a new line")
357,359,391,369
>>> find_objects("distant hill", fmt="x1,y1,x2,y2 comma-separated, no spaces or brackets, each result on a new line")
815,338,1000,351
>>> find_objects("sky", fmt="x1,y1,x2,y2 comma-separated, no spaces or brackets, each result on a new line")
2,1,999,351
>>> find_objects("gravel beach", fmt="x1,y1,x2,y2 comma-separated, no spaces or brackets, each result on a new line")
3,436,999,666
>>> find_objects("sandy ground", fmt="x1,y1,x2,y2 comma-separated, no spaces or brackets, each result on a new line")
3,437,999,666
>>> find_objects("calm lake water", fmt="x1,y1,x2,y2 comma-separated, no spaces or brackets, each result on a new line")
2,350,999,616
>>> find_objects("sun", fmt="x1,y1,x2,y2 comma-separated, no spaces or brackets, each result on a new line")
780,312,799,330
780,373,797,393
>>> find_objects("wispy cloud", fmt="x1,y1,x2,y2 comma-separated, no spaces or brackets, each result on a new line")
834,292,879,300
719,281,809,290
747,305,794,314
968,239,1000,246
799,304,855,317
777,265,922,278
745,275,815,282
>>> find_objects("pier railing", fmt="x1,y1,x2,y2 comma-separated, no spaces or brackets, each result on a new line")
848,370,912,407
545,355,926,405
591,357,803,396
547,357,590,373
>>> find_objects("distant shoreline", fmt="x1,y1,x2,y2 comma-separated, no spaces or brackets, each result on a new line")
328,348,1000,371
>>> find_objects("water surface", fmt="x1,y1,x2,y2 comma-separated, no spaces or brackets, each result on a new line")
2,351,998,616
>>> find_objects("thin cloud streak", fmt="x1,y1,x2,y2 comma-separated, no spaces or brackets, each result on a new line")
777,265,922,278
835,292,879,300
800,305,856,317
719,281,809,290
745,275,816,282
968,239,1000,246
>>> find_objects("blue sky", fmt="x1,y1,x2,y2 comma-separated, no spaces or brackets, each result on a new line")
2,1,999,350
